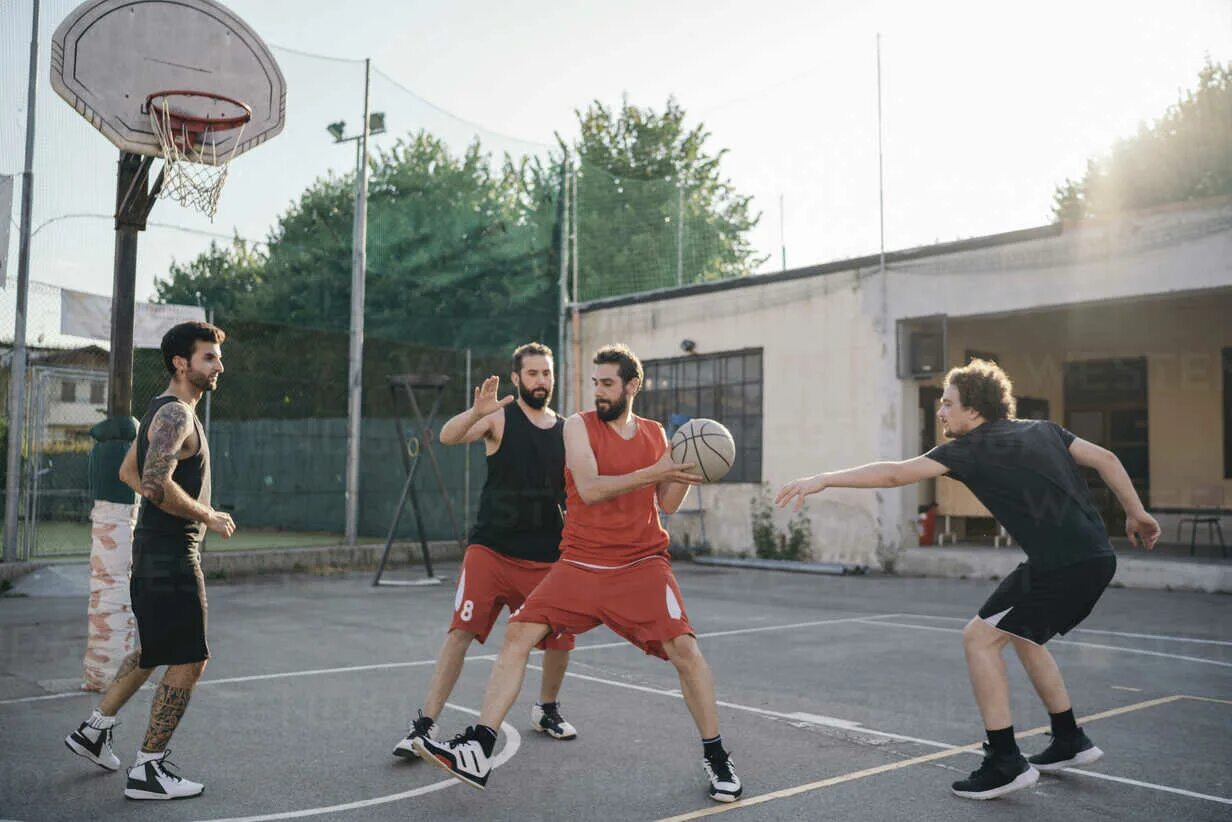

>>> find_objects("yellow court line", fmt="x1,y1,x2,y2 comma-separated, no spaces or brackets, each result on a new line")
656,694,1196,821
1181,694,1232,706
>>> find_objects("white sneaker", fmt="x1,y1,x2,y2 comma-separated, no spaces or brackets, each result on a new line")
393,710,438,759
65,711,121,771
531,703,578,740
124,751,204,800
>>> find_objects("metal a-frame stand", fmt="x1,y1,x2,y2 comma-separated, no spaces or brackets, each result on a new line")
372,374,466,587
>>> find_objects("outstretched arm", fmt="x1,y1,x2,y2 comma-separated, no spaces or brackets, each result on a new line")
1069,438,1160,549
564,415,699,506
775,456,949,511
141,402,235,538
656,430,693,514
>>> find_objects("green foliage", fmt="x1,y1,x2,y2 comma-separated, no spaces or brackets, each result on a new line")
1053,59,1232,220
155,98,761,353
750,483,812,561
574,97,764,300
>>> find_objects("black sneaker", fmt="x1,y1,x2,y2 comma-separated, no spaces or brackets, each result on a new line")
531,702,578,740
1028,730,1103,772
951,744,1039,800
414,726,491,790
703,752,743,803
392,711,437,759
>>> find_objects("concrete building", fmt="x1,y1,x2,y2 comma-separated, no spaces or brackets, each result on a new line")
563,198,1232,568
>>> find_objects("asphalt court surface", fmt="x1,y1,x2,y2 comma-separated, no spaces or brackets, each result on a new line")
1,561,1229,820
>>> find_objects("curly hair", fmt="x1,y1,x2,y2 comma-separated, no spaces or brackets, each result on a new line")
593,343,643,386
161,321,225,374
944,359,1016,421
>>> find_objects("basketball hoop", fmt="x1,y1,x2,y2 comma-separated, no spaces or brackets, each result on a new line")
146,90,252,219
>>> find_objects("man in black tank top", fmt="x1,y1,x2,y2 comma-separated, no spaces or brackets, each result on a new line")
64,322,235,801
776,360,1161,802
393,342,579,759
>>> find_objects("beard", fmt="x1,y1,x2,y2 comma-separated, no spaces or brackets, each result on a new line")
518,382,552,410
187,370,218,392
594,393,628,422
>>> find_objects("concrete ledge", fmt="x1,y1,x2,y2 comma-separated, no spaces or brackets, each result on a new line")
0,562,48,585
198,540,464,580
894,547,1232,594
693,555,867,575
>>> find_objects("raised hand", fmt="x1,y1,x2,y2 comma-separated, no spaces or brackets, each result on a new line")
472,375,514,417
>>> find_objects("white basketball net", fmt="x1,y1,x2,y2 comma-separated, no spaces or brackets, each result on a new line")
148,97,248,220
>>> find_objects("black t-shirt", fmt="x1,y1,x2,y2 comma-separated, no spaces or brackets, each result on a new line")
925,419,1113,570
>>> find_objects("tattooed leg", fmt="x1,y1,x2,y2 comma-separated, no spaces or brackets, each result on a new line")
98,651,155,716
140,662,205,752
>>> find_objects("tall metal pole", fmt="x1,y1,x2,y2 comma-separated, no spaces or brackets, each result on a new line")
463,348,471,537
344,58,372,545
4,0,41,562
556,151,569,414
779,193,787,272
876,33,886,276
570,166,581,414
676,186,684,287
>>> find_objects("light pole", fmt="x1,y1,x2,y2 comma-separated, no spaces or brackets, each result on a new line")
327,60,385,546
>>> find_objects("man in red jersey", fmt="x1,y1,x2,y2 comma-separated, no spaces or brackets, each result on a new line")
417,343,743,803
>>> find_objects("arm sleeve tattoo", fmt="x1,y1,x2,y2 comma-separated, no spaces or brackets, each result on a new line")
139,402,193,507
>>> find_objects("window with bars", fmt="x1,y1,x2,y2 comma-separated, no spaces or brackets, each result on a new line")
60,380,77,403
90,380,106,405
638,348,763,483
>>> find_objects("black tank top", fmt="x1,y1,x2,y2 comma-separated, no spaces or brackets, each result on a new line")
134,395,211,560
469,403,565,562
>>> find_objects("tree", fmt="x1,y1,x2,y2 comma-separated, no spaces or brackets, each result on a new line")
155,236,265,317
572,97,764,301
1053,59,1232,221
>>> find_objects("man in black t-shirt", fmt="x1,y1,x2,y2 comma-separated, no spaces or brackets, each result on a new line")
392,342,579,762
776,359,1160,801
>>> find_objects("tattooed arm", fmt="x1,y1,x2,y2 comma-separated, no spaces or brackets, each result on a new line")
140,402,235,538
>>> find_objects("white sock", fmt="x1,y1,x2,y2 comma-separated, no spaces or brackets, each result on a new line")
135,749,163,766
80,709,116,740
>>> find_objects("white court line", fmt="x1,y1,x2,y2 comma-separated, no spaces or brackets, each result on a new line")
0,614,897,707
854,619,1232,669
0,658,487,707
195,703,521,822
865,613,1232,648
532,666,1232,808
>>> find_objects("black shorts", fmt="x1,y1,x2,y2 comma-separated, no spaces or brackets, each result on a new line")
977,554,1116,645
130,554,210,669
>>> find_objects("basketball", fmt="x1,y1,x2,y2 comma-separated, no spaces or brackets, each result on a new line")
670,418,736,483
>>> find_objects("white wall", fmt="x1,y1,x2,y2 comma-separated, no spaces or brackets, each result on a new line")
576,200,1232,567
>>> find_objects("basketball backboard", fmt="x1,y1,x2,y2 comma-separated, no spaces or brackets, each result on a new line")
50,0,286,165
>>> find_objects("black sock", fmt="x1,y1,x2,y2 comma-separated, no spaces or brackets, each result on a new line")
985,726,1019,756
539,701,557,713
474,725,498,757
702,735,725,759
1049,709,1078,738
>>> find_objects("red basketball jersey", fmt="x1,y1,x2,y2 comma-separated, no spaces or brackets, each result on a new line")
560,410,670,567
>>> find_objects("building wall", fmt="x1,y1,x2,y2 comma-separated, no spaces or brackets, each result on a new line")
575,201,1232,566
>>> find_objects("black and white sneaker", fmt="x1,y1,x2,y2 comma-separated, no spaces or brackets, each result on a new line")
703,752,743,803
65,711,121,771
414,726,492,790
124,751,204,800
393,710,438,759
1028,730,1103,772
951,745,1039,800
531,702,577,740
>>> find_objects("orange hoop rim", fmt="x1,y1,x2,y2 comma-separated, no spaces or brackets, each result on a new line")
145,90,253,130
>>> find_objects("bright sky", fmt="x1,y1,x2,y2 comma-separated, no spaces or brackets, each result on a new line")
2,0,1230,303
